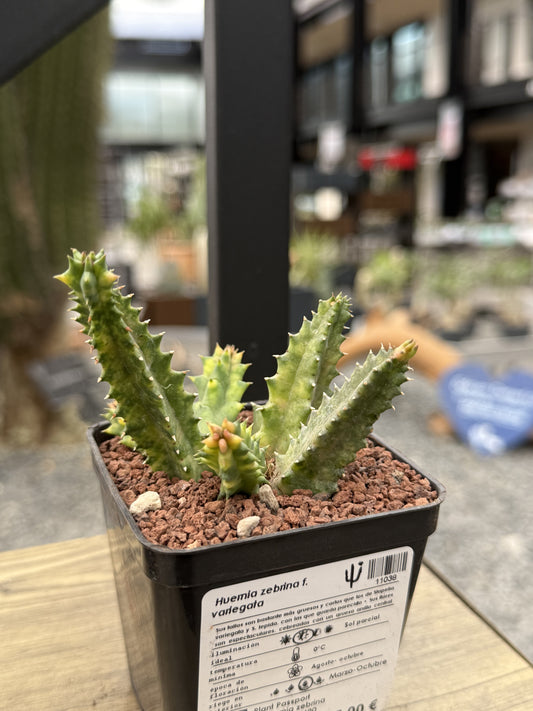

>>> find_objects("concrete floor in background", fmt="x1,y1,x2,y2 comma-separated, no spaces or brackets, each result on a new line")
1,324,532,662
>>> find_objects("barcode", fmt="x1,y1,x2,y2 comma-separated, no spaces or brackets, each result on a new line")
367,551,409,579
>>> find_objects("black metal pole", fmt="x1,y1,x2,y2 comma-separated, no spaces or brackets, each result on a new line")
204,0,293,400
442,0,471,217
351,0,366,133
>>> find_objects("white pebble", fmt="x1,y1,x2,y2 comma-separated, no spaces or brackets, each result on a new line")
236,515,261,538
259,484,279,513
129,491,161,516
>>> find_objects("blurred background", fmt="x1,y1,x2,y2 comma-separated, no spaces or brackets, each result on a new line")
1,0,532,662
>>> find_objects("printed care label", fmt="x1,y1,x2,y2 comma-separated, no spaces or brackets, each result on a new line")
198,546,413,711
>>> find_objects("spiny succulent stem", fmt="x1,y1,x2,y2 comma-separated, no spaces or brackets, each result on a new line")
57,253,417,498
272,339,417,495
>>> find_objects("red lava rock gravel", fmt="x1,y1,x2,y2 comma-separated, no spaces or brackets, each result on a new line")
99,437,438,550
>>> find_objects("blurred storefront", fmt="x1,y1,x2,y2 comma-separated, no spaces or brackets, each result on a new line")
292,0,533,335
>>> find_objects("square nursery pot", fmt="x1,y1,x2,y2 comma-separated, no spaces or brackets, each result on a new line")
89,424,445,711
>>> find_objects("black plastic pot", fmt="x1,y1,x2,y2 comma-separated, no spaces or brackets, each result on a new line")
89,424,444,711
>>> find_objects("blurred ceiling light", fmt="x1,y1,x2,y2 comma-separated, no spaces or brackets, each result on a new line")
110,0,204,41
314,187,345,221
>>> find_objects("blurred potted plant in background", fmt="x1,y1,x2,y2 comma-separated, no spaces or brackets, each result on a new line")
158,154,208,292
289,230,340,331
0,10,111,443
355,247,414,316
128,156,208,326
125,189,181,314
176,156,207,243
410,251,477,340
485,250,532,336
128,189,181,244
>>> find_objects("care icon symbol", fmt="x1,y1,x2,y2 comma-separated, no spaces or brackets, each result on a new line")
292,628,318,644
298,676,314,691
288,664,303,679
345,561,363,588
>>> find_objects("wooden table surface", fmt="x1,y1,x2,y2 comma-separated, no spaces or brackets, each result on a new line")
0,535,531,710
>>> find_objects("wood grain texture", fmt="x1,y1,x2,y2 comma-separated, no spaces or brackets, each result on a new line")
0,535,531,710
0,536,138,710
388,566,533,709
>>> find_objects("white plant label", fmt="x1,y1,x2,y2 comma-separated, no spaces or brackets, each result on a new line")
198,546,414,711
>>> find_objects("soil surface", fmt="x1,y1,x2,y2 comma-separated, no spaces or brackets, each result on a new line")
99,437,438,550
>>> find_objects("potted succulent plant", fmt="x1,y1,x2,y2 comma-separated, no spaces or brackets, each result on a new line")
410,251,476,340
127,175,206,324
56,250,444,711
355,248,414,316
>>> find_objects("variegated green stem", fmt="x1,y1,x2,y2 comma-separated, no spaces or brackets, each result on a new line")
198,419,267,498
191,344,250,435
57,252,420,499
56,249,202,479
272,340,418,495
103,402,137,450
258,294,351,455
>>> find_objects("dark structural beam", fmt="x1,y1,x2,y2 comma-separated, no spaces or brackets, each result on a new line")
350,0,366,133
0,0,109,85
204,0,293,400
442,0,471,217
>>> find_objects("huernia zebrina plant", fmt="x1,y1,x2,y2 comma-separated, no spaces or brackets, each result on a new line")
56,250,417,498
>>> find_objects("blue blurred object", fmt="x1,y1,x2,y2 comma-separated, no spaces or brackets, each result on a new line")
440,363,533,455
